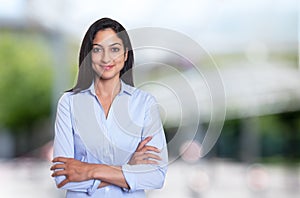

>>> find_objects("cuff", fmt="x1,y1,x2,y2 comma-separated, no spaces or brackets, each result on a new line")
87,179,101,196
121,164,137,192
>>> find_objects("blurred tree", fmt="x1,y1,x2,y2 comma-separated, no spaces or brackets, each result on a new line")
260,115,285,161
0,32,53,155
279,112,300,163
216,119,241,159
216,113,300,163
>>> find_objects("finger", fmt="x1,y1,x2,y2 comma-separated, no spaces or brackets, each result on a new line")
131,152,144,160
52,157,70,163
51,170,67,177
50,163,65,171
144,159,159,165
57,179,69,188
145,153,162,161
137,136,152,151
141,145,160,153
135,153,161,162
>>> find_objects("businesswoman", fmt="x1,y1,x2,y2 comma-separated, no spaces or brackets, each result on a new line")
50,18,168,197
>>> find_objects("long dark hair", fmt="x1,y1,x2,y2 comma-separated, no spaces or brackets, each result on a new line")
69,18,134,93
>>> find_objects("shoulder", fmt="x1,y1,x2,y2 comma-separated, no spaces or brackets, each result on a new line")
57,92,74,108
122,81,159,107
130,86,158,106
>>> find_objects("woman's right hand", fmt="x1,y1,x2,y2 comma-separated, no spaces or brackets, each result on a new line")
128,136,162,165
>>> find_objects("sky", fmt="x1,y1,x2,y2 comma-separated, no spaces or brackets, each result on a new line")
0,0,297,53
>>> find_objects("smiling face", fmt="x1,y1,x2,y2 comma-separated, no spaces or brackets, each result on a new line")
91,28,128,82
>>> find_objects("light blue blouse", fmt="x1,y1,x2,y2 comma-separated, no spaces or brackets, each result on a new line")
53,81,168,198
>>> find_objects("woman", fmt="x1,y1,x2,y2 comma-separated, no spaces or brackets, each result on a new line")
50,18,168,197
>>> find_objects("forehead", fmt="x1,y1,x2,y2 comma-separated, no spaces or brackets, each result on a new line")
93,28,123,46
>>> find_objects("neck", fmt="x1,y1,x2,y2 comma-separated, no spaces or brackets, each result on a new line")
94,77,121,98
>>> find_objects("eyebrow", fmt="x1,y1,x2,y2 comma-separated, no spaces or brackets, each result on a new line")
92,43,122,47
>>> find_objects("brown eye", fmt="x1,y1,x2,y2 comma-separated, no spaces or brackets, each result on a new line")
92,47,102,53
111,47,120,52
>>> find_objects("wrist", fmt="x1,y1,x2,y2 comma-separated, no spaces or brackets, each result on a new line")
87,163,101,180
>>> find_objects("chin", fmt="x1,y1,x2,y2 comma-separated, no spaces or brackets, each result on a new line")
100,74,119,81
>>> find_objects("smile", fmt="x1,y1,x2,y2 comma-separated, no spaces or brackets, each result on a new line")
101,65,114,70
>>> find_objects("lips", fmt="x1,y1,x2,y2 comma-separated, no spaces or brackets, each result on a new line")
102,65,114,70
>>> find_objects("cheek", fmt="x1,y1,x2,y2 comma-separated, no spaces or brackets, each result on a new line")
115,56,126,66
91,54,100,63
91,63,96,70
91,64,97,73
91,62,103,73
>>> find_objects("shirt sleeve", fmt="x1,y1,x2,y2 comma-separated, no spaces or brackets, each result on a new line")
53,93,101,195
121,95,168,192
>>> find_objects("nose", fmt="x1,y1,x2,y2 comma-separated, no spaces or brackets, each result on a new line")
101,51,111,64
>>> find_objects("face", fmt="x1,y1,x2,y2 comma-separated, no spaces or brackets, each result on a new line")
91,28,128,81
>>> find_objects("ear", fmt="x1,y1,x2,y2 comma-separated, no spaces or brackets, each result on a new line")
124,48,128,61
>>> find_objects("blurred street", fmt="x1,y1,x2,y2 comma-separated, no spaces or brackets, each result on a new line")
1,158,299,198
0,158,63,198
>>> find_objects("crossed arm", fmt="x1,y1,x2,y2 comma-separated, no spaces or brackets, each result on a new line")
50,136,161,189
51,93,167,193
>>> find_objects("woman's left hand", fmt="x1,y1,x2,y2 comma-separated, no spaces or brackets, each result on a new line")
128,136,161,165
50,157,95,188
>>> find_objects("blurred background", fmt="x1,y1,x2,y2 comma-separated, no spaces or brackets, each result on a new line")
0,0,299,197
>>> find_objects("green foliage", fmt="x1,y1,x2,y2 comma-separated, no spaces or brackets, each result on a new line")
216,119,241,159
0,32,53,132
